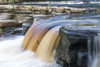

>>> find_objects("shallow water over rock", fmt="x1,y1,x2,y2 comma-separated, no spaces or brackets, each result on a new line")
0,13,100,67
0,35,60,67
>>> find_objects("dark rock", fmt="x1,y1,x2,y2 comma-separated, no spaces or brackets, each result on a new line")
55,25,100,67
0,27,23,37
22,16,34,34
13,28,23,35
0,27,15,37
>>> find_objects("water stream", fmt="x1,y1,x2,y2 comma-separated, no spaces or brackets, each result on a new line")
0,36,60,67
0,13,100,67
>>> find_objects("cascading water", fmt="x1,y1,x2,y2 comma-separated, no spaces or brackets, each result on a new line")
0,36,60,67
36,26,61,62
0,13,100,67
89,35,100,67
89,31,100,67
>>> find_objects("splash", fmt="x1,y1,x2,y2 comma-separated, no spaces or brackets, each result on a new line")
0,36,60,67
88,35,100,67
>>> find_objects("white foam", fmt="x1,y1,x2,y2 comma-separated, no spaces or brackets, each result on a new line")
0,36,60,67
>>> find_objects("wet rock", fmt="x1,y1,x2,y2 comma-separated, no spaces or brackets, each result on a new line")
0,20,18,27
0,27,15,37
13,28,23,35
55,25,100,67
22,16,34,34
0,27,23,37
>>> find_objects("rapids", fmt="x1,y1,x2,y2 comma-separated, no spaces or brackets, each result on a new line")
22,13,100,67
0,36,60,67
0,13,100,67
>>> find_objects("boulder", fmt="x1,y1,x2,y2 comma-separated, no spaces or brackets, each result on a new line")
55,25,100,67
22,16,34,34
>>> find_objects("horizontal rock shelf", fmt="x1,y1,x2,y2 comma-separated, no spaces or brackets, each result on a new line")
0,0,23,4
0,5,100,14
0,20,18,27
55,24,100,67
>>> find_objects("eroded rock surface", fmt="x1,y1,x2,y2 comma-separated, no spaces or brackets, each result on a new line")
55,25,100,67
0,20,18,27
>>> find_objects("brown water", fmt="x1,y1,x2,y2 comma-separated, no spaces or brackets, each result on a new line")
21,13,100,67
36,26,61,62
22,24,37,49
22,18,68,52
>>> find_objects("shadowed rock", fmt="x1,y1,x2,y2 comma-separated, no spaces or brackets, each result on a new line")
55,25,100,67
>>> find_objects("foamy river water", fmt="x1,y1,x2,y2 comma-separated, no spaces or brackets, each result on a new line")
0,36,60,67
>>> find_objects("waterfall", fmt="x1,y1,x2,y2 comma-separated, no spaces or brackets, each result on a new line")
22,17,67,52
88,35,99,67
36,26,61,62
0,36,59,67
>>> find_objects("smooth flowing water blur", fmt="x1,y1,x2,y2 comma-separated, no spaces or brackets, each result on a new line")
0,13,100,67
33,13,100,67
88,36,99,67
0,36,60,67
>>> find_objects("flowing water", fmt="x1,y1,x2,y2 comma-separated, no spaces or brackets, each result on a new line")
88,36,99,67
36,26,61,62
1,13,100,67
0,36,60,67
22,13,100,67
90,34,100,67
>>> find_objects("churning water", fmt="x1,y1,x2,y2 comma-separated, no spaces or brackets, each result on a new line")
0,36,59,67
0,13,100,67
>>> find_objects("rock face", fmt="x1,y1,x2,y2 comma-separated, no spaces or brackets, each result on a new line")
22,16,34,34
0,0,23,4
0,5,100,14
55,25,100,67
0,20,18,27
0,13,15,20
14,5,32,14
